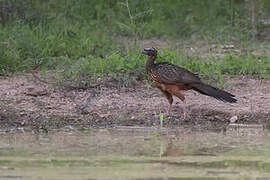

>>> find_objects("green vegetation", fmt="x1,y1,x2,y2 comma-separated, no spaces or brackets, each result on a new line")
0,0,270,84
159,49,270,83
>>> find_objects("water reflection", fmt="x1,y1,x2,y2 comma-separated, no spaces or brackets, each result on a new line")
0,125,270,179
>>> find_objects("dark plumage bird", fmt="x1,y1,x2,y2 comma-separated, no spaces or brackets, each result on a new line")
142,47,237,119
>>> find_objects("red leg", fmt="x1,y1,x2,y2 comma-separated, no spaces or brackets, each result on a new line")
158,89,173,116
182,99,187,120
166,102,172,116
169,90,187,120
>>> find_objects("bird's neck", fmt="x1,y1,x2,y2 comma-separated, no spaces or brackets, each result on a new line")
146,54,156,71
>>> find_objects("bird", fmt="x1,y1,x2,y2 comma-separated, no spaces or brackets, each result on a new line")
141,47,237,119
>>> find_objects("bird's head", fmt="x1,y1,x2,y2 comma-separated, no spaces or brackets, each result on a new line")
142,47,157,58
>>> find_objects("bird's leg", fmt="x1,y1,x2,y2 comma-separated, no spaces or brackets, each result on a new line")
166,103,172,116
182,99,187,120
170,90,187,120
159,89,173,117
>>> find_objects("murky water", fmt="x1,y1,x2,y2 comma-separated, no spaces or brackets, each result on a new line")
0,125,270,180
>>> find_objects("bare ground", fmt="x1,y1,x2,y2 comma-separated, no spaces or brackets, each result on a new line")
0,74,269,131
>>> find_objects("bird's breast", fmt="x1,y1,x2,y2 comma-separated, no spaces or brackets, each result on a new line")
147,69,162,83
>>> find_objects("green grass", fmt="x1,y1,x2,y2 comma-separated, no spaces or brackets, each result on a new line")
1,21,269,85
48,48,269,88
0,0,270,84
156,49,269,84
0,20,116,74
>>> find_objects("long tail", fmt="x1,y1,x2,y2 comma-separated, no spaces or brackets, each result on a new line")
191,83,237,103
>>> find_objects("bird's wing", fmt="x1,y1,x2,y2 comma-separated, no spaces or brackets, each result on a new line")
153,62,201,85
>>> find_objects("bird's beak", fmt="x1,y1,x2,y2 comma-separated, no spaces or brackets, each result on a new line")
141,49,148,55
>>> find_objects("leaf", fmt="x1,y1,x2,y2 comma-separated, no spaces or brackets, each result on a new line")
133,9,153,19
116,22,132,32
118,2,126,7
159,114,165,128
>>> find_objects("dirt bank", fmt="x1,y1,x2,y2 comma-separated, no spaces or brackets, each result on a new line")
0,74,269,131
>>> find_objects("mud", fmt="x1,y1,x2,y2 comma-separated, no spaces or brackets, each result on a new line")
0,74,269,131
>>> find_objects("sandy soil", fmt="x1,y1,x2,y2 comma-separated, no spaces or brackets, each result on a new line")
0,73,269,131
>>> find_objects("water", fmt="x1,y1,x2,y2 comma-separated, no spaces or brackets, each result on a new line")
0,125,270,180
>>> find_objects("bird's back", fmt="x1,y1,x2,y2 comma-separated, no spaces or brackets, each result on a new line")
150,62,202,86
